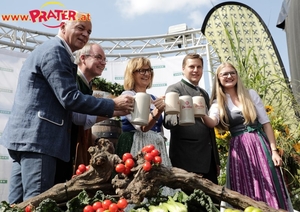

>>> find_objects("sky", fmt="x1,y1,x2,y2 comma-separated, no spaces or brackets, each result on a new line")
0,0,289,76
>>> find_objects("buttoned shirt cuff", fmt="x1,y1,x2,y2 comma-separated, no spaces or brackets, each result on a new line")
84,115,97,130
72,113,97,129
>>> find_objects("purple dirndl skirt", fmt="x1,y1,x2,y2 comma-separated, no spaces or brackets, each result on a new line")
228,130,291,210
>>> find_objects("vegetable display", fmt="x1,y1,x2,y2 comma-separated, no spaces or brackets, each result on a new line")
0,143,267,212
129,189,218,212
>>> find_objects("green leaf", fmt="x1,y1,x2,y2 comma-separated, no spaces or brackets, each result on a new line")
35,198,63,212
0,201,24,212
66,190,91,212
91,77,124,96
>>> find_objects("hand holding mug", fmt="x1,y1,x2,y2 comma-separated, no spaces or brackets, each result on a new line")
113,94,134,111
153,96,165,112
131,92,151,125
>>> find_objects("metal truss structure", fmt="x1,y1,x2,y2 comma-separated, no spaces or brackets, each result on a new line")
0,22,220,72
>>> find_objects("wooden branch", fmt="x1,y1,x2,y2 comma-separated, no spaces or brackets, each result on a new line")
112,151,288,212
17,139,121,209
17,139,288,212
17,178,114,209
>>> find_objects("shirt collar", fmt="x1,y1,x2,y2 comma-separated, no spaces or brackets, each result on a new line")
56,35,75,63
182,76,199,90
77,68,92,88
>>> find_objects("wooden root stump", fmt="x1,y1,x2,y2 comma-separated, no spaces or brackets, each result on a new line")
17,138,121,209
113,165,287,212
112,151,287,212
17,139,288,212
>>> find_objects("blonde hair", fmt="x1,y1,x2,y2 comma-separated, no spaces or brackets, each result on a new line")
123,57,153,90
210,62,257,130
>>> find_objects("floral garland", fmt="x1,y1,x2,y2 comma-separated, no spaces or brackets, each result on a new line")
91,77,124,97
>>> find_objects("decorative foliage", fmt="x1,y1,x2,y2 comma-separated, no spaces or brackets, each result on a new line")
207,7,300,208
267,105,300,209
215,128,231,141
215,128,230,186
91,77,124,97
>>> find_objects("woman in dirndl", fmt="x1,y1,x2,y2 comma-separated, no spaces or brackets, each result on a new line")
116,57,171,168
202,62,293,211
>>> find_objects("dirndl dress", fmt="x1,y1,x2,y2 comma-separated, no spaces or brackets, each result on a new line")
221,123,293,211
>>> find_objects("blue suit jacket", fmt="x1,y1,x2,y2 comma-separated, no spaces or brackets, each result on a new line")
0,37,114,162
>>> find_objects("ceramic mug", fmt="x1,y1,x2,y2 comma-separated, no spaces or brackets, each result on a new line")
192,96,206,117
92,90,105,98
165,92,180,114
179,95,195,126
131,92,151,125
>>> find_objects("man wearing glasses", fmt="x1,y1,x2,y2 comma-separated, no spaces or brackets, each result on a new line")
55,42,116,183
0,15,134,203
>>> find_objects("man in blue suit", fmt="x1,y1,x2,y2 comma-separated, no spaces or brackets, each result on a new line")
0,13,133,204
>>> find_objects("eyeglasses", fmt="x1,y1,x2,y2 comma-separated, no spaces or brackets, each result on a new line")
85,54,107,63
134,68,153,75
219,71,237,78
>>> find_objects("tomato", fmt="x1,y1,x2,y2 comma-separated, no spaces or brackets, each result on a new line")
92,201,102,210
123,167,131,175
150,149,160,157
108,203,118,212
125,158,135,168
78,164,86,173
117,198,128,209
154,156,162,164
142,144,155,153
85,165,90,171
96,208,105,212
122,153,133,162
76,169,82,175
144,153,154,162
115,163,125,173
143,161,152,171
83,205,94,212
102,199,112,210
25,205,32,212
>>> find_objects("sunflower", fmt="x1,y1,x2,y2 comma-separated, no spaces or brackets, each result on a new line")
293,143,300,153
274,129,281,139
265,105,273,115
214,128,231,140
284,125,290,135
